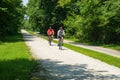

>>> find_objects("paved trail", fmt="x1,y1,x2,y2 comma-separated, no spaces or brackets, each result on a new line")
22,30,120,80
63,40,120,58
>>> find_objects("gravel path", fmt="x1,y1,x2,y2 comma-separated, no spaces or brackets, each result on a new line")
22,30,120,80
62,40,120,58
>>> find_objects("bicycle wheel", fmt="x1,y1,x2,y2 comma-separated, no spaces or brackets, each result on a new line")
49,36,52,46
59,38,62,50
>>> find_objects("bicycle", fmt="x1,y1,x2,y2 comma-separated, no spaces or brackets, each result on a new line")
49,35,53,46
58,36,63,50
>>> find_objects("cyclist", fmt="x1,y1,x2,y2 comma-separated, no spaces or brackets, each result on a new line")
57,26,65,46
47,27,54,45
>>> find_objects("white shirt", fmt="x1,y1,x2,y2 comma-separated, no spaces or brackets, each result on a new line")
57,30,65,37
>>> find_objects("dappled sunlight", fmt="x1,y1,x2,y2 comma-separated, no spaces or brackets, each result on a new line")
23,30,120,80
31,59,120,80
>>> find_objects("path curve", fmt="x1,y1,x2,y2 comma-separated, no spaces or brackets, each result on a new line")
22,30,120,80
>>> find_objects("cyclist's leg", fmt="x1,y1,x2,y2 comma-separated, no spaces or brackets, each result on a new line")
48,35,51,45
62,37,64,45
51,35,53,42
48,36,50,42
59,38,61,49
49,35,52,45
60,37,62,50
58,36,60,46
48,35,50,42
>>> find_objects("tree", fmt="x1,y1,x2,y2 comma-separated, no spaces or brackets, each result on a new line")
26,0,120,44
0,0,24,37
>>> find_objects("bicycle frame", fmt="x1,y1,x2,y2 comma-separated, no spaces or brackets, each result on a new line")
49,35,52,46
59,37,63,50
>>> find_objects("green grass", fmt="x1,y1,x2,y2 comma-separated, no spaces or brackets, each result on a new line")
103,44,120,51
26,30,120,68
0,34,36,80
65,37,120,51
65,37,79,42
26,30,35,35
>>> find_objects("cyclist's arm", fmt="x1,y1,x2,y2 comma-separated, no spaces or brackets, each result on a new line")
47,29,49,36
63,30,65,36
52,29,55,35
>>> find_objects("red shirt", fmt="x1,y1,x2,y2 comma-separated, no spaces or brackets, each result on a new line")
47,29,54,36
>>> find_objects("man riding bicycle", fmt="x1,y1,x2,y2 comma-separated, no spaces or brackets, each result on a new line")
47,27,54,45
57,26,65,46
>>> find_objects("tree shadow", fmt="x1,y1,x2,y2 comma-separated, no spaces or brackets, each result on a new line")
0,58,36,80
0,33,34,45
0,34,23,43
0,33,34,44
49,44,57,46
32,59,120,80
22,33,34,42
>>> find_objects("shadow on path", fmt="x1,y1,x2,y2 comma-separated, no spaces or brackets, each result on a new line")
22,32,35,42
31,59,120,80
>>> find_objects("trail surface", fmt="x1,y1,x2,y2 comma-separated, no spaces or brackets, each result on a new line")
63,40,120,58
22,30,120,80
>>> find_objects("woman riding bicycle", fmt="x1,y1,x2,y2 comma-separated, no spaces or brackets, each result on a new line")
47,27,54,45
57,26,65,46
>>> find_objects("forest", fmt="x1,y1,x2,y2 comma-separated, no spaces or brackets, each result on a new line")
1,0,120,44
26,0,120,44
0,0,24,36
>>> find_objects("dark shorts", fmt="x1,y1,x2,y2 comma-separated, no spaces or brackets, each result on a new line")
58,36,63,39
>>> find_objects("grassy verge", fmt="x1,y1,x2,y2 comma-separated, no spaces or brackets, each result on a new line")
102,44,120,51
26,30,35,35
65,37,79,42
26,30,120,68
0,34,36,80
65,37,120,51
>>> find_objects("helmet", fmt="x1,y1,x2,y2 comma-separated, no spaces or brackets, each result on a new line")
49,27,51,29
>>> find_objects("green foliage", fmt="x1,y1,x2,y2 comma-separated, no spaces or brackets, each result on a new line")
63,0,120,43
0,0,24,37
57,0,71,7
26,0,68,35
26,0,120,43
27,0,45,32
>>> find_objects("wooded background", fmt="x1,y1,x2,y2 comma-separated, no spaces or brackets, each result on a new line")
1,0,120,44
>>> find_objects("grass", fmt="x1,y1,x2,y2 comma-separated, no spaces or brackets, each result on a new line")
26,30,35,35
65,37,79,42
0,34,36,80
26,30,120,68
65,37,120,51
103,44,120,51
